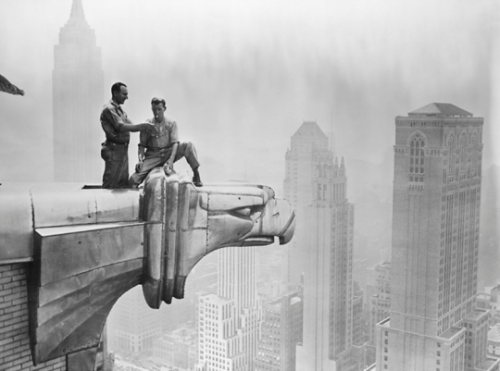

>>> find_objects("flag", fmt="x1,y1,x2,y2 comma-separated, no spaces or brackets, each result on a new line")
0,74,24,96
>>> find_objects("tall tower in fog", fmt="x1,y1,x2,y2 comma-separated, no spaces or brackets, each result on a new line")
53,0,104,182
376,104,499,370
284,122,355,370
196,247,260,371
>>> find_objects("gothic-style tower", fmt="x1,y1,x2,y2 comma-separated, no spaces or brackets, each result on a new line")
284,122,355,370
53,0,104,182
376,103,499,370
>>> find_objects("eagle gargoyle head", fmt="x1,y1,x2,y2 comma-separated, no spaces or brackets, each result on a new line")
141,168,296,307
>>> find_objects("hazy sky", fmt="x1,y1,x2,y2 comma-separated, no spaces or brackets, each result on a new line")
0,0,497,194
2,0,500,358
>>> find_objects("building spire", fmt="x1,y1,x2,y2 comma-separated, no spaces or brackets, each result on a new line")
70,0,85,20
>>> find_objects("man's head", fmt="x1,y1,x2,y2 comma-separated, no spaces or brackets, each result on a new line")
111,82,128,105
151,97,166,121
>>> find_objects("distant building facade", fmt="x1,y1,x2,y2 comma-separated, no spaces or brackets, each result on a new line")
284,122,355,370
195,247,261,371
107,286,162,354
352,282,365,347
376,103,500,371
488,324,500,358
255,290,303,371
153,324,197,370
53,0,104,182
369,261,391,345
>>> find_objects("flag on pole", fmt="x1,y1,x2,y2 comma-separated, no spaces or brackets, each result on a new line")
0,74,24,96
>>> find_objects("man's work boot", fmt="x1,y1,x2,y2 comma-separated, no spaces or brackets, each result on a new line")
192,168,203,187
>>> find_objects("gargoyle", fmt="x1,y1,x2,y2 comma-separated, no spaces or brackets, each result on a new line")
0,168,295,368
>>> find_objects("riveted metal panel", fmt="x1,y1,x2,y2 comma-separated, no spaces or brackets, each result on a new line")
33,267,141,363
0,183,34,260
32,183,98,228
37,259,143,308
94,188,141,223
36,223,144,285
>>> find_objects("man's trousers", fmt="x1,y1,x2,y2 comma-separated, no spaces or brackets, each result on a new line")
129,142,200,187
101,142,129,189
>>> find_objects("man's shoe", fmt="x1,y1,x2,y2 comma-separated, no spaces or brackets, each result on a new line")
193,174,203,187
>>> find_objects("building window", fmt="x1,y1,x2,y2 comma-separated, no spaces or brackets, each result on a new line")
410,133,425,182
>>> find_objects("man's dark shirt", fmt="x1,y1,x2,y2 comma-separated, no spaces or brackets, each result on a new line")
100,99,131,144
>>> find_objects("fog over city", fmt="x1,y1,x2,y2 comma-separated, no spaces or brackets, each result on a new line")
1,0,499,369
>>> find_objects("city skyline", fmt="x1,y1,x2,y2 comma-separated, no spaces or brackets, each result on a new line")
0,1,499,370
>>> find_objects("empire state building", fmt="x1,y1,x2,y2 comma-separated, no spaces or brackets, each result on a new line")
53,0,104,182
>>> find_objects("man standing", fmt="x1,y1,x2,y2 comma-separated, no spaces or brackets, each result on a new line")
129,97,203,187
101,82,156,188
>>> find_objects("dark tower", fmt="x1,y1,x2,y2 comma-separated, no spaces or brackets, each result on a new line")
53,0,104,182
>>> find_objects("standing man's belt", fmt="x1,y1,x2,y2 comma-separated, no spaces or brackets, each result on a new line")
104,140,129,147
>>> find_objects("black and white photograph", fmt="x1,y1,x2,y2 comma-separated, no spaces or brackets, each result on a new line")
0,0,499,370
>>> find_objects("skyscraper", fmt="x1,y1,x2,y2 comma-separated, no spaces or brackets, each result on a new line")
255,289,303,371
284,122,355,370
376,103,500,371
196,247,261,371
53,0,104,182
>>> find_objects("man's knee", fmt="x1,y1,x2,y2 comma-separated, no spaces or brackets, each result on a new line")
182,141,193,152
185,142,198,156
129,172,143,187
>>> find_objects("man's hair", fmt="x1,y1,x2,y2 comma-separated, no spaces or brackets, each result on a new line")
111,82,127,96
151,97,166,109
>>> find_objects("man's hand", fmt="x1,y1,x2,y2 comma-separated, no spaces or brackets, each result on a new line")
163,160,174,176
138,122,158,135
136,157,144,172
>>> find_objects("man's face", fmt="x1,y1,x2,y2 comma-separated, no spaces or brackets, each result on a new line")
152,103,166,121
114,86,128,105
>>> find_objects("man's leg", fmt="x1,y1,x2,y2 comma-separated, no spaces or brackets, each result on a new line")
102,145,129,189
129,153,166,187
174,142,202,186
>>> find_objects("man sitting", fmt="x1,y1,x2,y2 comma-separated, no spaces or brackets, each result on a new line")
129,97,203,187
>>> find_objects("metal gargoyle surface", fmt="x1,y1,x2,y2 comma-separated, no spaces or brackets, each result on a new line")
0,168,295,366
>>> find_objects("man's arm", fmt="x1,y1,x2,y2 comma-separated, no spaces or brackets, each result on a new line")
164,121,179,175
138,131,148,163
121,122,154,133
102,108,155,134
